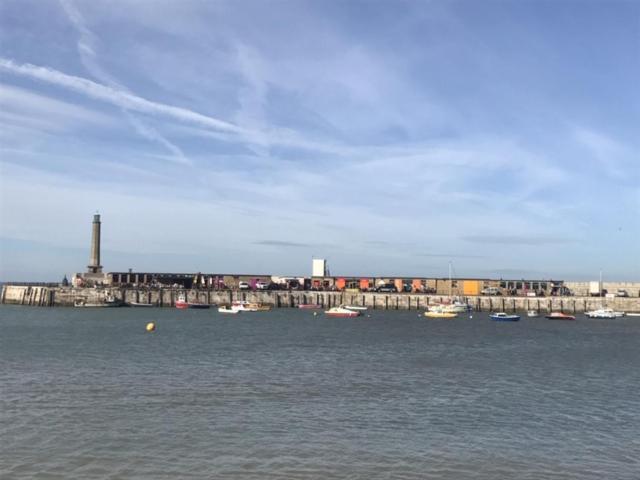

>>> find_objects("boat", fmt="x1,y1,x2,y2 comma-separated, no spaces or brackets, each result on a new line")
490,312,520,322
127,301,154,307
428,302,470,314
424,310,457,319
545,312,576,320
74,294,123,308
175,294,210,309
218,306,240,314
584,271,624,318
325,307,360,318
188,302,210,309
175,294,189,309
585,308,616,319
343,305,368,311
527,310,539,317
626,313,640,317
231,301,271,312
298,304,322,309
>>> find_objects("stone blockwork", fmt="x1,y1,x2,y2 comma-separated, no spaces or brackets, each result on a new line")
564,281,640,297
3,285,640,313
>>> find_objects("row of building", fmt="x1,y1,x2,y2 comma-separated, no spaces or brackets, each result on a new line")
72,215,635,297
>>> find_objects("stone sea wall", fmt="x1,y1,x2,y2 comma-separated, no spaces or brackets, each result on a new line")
2,285,640,313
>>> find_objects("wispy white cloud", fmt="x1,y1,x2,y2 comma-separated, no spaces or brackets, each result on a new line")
58,0,192,165
0,58,242,134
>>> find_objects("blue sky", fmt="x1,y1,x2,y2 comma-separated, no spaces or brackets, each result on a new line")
0,0,638,281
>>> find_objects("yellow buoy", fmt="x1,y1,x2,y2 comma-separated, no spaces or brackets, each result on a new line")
146,322,156,332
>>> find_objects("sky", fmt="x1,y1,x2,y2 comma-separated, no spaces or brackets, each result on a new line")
0,0,638,282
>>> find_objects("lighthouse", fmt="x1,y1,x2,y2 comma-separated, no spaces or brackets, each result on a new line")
87,213,103,274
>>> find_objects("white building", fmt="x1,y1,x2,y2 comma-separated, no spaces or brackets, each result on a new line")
312,258,328,277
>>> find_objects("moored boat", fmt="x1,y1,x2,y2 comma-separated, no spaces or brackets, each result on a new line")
424,310,457,319
343,305,368,312
428,301,471,314
175,294,210,309
188,303,210,309
545,312,576,320
325,307,360,318
218,306,240,314
490,312,521,322
175,294,189,309
585,308,616,319
74,295,123,308
527,310,539,317
298,304,322,309
127,301,154,307
232,301,271,312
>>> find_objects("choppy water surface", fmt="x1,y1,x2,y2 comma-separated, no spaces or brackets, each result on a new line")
1,306,639,479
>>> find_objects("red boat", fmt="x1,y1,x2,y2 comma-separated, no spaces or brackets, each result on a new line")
545,312,576,320
324,307,360,318
175,294,210,309
299,304,322,309
175,294,189,309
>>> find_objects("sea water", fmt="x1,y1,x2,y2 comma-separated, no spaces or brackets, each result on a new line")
1,306,639,479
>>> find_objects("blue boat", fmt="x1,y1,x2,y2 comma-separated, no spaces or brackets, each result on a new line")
490,312,521,322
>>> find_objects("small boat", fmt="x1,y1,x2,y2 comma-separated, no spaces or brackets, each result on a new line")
424,310,457,319
175,294,210,309
343,305,368,311
218,306,240,314
127,301,154,307
175,294,189,309
325,307,360,318
74,295,123,308
232,301,271,312
428,301,471,314
527,310,539,317
545,312,576,320
298,304,322,309
188,303,210,309
490,312,520,322
585,308,616,319
626,313,640,317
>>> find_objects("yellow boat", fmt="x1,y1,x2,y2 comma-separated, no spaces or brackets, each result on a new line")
424,310,457,319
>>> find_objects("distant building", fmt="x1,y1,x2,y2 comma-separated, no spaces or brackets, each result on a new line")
312,258,327,277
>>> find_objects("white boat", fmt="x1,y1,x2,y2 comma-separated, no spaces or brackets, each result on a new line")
128,301,154,307
74,294,123,307
325,307,360,318
231,301,271,312
343,305,368,311
585,308,617,319
428,301,470,314
626,313,640,317
218,306,240,314
527,310,539,317
490,312,520,322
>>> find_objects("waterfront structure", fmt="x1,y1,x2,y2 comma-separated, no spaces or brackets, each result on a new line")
88,214,102,274
72,213,109,287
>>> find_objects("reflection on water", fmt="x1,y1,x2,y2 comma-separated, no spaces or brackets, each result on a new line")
1,306,639,479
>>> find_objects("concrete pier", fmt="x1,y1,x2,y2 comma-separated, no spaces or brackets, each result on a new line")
2,285,640,313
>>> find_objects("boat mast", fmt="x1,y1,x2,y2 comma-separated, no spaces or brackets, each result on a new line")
599,270,603,307
449,261,452,297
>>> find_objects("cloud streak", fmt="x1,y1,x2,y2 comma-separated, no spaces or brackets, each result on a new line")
0,58,243,134
59,0,190,165
462,235,576,246
254,240,314,248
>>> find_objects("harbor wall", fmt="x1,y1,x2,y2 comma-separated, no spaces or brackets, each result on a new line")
2,285,640,313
